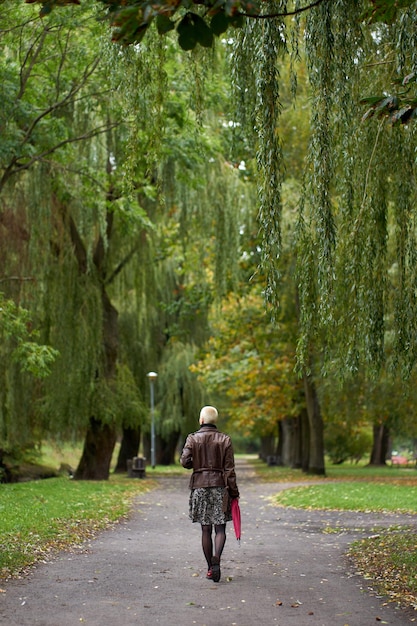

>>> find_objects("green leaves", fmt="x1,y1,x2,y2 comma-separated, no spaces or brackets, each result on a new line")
178,12,213,49
360,68,417,126
25,0,80,17
361,0,414,24
27,0,252,50
361,94,417,125
210,10,243,35
0,293,59,378
25,0,417,51
156,14,175,35
210,11,229,35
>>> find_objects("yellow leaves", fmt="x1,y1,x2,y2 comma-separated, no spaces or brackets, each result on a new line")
194,289,301,436
349,531,417,610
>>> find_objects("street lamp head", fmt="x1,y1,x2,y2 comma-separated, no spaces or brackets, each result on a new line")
147,371,158,381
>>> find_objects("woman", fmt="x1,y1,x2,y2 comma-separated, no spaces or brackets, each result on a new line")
180,405,239,582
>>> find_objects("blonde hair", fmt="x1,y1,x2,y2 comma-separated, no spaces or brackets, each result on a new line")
199,405,218,425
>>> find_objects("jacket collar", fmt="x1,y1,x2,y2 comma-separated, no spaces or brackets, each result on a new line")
199,423,217,430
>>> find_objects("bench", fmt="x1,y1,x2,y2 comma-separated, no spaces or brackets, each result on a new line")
127,456,146,478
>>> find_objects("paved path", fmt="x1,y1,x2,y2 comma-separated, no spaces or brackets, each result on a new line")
1,460,417,626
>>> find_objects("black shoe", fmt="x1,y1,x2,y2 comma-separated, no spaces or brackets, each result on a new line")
211,556,221,582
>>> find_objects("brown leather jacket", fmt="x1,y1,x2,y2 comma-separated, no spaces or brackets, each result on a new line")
180,424,239,498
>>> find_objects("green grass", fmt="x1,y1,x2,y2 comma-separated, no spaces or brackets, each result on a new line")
0,476,153,579
0,439,183,580
251,456,417,483
273,482,417,513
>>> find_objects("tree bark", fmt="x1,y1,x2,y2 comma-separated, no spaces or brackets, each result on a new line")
369,422,389,466
303,372,325,475
74,417,117,480
259,435,276,461
278,417,298,467
276,421,284,465
289,414,303,469
75,288,119,480
157,431,181,465
114,426,141,473
143,431,181,466
299,407,310,472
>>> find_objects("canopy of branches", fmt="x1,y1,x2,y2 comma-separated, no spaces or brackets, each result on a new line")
27,0,415,49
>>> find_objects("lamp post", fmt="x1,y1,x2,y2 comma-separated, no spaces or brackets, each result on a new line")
147,371,158,469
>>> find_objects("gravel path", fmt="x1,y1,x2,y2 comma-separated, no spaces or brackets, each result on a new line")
1,460,417,626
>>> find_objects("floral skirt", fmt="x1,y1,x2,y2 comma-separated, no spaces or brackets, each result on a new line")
189,487,232,525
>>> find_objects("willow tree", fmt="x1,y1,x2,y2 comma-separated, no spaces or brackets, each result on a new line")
0,1,123,476
4,1,255,478
1,2,162,477
22,0,417,471
296,4,417,463
0,293,58,480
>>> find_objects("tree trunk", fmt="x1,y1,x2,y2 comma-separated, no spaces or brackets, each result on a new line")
259,435,276,461
157,431,181,465
369,422,389,466
276,421,284,465
143,431,181,465
291,414,303,469
74,417,117,480
114,426,141,473
278,417,298,467
303,372,325,475
75,288,119,480
299,407,310,472
0,449,13,483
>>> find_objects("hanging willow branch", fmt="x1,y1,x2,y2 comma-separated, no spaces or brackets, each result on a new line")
295,0,336,367
241,0,329,19
253,3,286,309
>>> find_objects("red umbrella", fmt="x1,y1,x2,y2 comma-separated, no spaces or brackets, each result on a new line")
231,498,241,544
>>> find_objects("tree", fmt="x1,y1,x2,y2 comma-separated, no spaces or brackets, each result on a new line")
3,1,257,478
20,0,417,476
195,289,301,435
26,0,413,50
1,2,123,477
0,292,59,481
1,3,161,477
193,173,307,467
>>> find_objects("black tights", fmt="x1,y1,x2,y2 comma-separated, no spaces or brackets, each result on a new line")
201,523,226,568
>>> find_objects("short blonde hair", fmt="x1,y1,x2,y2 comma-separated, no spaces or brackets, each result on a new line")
199,405,218,425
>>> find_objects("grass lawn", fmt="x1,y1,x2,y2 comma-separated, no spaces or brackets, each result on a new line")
0,441,184,580
273,482,417,513
251,456,417,485
0,475,154,580
250,458,417,611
